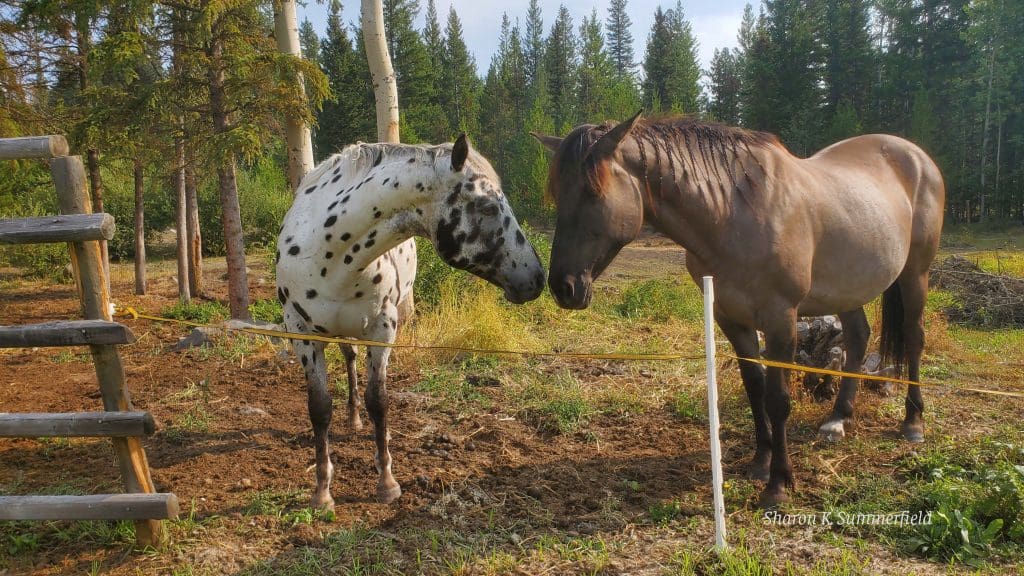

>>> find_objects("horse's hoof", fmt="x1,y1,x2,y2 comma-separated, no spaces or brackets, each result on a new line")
901,423,925,443
311,492,335,511
818,420,846,443
377,481,402,504
348,413,363,431
758,488,789,509
748,461,770,482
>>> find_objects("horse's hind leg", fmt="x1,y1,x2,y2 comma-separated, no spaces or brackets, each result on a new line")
717,315,772,481
293,335,334,509
339,343,363,430
365,304,401,503
819,307,870,442
898,272,928,442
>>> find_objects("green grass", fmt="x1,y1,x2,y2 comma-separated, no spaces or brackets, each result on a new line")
412,370,490,409
161,299,229,324
514,371,595,434
616,278,703,322
249,298,284,324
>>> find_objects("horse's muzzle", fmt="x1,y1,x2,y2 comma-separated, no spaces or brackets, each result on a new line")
503,270,546,304
549,274,592,310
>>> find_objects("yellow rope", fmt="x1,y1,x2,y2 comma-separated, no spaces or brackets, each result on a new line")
115,305,1024,398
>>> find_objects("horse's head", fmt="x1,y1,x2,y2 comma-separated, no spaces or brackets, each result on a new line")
533,112,644,309
428,134,545,304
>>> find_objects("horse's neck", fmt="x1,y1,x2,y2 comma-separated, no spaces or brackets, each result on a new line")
625,135,747,263
332,162,437,271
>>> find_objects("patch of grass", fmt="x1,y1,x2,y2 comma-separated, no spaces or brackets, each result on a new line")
50,350,89,363
648,499,684,526
515,371,595,434
901,440,1024,565
161,299,229,324
412,370,489,409
244,490,306,517
249,298,283,324
615,278,703,322
673,389,706,422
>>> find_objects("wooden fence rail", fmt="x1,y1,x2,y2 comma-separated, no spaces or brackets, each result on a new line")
0,135,175,546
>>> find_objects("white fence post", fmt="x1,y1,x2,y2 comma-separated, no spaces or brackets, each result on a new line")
703,275,728,550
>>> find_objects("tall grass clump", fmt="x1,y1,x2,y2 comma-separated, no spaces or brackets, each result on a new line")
407,275,540,366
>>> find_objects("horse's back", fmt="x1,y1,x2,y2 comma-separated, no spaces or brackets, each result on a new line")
816,134,944,273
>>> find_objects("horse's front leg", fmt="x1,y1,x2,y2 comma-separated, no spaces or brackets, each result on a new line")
716,315,771,481
365,304,401,503
760,307,798,508
294,337,334,509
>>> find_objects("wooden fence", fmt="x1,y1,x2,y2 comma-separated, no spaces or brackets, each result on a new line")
0,136,178,546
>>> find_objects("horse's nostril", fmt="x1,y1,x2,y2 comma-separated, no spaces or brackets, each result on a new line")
558,279,575,300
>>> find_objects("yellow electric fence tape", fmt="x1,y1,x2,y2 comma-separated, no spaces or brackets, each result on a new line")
116,305,1024,399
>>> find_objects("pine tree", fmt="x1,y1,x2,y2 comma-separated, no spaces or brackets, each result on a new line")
525,0,545,91
577,10,615,123
642,7,673,112
383,0,436,141
605,0,636,81
708,48,741,124
415,0,448,142
299,19,321,65
822,0,874,117
545,5,577,133
642,3,700,114
317,0,374,156
441,6,479,137
665,1,701,114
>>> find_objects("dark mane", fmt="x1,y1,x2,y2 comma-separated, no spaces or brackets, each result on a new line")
547,116,778,204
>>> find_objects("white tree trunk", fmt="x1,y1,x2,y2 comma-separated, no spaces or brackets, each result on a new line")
274,0,315,191
361,0,400,143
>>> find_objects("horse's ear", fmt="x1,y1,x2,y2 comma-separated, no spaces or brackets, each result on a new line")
530,132,563,153
452,133,469,171
584,109,643,162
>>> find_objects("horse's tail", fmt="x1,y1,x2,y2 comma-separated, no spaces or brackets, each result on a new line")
879,282,906,378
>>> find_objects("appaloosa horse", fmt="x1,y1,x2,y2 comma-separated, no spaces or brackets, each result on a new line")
277,135,545,507
534,113,944,506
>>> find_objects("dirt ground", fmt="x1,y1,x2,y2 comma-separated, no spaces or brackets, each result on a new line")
1,233,1021,575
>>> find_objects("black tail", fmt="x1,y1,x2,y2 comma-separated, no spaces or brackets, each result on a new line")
879,282,906,378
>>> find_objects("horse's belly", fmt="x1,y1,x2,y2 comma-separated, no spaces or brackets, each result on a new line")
800,243,907,315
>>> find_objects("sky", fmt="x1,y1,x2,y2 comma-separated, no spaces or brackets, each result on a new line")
297,0,753,72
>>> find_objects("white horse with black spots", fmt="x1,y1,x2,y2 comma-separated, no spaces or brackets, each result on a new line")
276,135,545,507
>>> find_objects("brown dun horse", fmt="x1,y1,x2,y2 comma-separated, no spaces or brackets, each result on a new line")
534,113,945,506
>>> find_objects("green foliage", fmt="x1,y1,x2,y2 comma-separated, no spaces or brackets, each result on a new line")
249,298,283,324
616,279,703,322
902,441,1024,564
642,2,701,115
161,299,229,324
413,240,471,309
198,155,292,255
673,389,705,422
648,500,684,526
